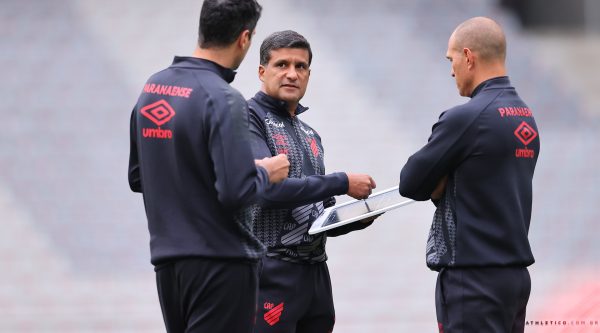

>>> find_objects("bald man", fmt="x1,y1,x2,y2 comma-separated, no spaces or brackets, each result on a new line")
399,17,539,333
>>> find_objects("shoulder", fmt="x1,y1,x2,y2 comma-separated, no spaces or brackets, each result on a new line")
438,101,479,125
199,79,245,115
247,97,265,114
146,65,174,81
429,101,485,139
247,97,270,124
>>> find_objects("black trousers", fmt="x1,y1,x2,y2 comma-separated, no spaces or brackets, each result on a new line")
155,257,259,333
253,257,335,333
435,266,531,333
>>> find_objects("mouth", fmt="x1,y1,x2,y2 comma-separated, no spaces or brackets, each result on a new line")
281,84,299,89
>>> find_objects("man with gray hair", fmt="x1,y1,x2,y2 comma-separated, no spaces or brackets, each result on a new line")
246,30,380,333
400,17,539,333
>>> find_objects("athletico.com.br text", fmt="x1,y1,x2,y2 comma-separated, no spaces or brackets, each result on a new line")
525,320,600,327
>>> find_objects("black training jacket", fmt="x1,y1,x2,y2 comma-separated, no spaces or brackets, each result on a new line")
399,77,540,270
128,57,268,265
245,92,368,264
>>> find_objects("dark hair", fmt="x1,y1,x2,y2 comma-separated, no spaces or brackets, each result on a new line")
198,0,262,48
259,30,313,66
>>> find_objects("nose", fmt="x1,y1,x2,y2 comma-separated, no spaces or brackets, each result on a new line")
286,67,298,80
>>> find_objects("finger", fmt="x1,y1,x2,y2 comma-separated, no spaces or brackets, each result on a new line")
369,176,376,189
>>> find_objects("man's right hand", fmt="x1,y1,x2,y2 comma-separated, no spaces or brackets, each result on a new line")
346,173,376,199
255,154,290,183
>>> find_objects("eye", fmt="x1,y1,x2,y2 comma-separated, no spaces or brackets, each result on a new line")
276,62,287,68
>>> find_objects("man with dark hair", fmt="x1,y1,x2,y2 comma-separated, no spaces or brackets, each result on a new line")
399,17,539,333
128,1,290,332
246,30,379,333
198,0,261,48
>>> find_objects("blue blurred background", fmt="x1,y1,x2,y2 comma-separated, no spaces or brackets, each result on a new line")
1,0,598,331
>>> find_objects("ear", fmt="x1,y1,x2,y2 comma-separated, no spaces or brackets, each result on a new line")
238,29,251,49
463,48,475,70
258,65,265,82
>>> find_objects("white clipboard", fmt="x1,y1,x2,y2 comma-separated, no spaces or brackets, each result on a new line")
308,186,415,235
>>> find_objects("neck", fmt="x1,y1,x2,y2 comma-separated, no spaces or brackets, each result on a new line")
288,103,298,117
469,63,506,95
192,45,237,69
259,87,299,117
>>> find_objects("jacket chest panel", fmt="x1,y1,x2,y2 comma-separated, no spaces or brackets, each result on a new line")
264,114,324,176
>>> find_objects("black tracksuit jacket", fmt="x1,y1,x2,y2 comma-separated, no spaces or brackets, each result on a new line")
400,77,540,270
128,57,268,265
246,92,369,263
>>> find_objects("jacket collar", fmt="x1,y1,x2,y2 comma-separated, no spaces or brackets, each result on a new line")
471,76,511,98
170,56,237,83
253,91,309,117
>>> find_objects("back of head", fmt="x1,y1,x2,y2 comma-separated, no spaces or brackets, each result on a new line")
259,30,313,66
452,17,506,64
198,0,262,48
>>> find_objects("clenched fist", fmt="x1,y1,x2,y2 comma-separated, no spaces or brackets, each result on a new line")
346,173,376,200
255,154,290,183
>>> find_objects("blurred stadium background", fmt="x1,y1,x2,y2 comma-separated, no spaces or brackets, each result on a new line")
1,0,598,331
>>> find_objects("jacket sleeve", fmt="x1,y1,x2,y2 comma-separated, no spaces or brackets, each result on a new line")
207,93,269,210
248,107,349,209
399,108,475,201
128,108,142,193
